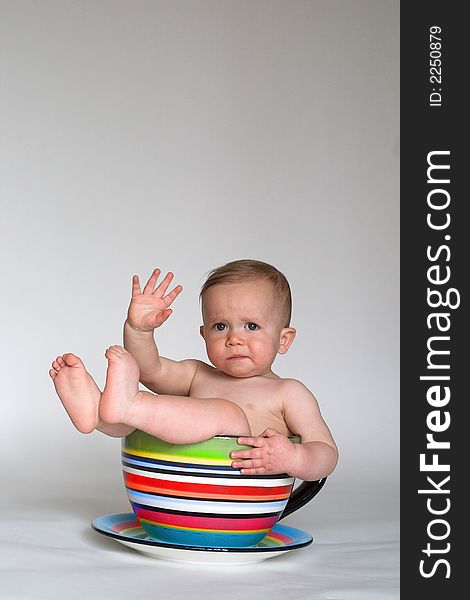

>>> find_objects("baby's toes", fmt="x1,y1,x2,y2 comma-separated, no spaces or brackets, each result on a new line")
107,345,127,357
62,353,82,367
105,346,119,359
49,368,57,379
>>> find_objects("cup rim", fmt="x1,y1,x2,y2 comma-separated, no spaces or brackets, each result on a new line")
211,435,301,441
124,431,301,442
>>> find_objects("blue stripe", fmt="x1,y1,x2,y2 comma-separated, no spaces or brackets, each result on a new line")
140,523,267,548
128,491,287,514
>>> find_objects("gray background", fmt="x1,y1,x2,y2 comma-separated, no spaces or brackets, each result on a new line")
0,1,399,598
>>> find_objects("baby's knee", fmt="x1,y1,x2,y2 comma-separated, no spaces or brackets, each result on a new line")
218,399,251,436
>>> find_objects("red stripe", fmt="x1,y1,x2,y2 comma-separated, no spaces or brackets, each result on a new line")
134,506,279,531
112,520,140,533
266,530,293,544
124,472,292,500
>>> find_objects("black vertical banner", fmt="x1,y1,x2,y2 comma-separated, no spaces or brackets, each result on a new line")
401,1,466,597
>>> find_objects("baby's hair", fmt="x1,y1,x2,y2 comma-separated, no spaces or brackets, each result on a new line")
200,259,292,327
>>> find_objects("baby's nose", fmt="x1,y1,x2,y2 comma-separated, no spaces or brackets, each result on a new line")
227,330,245,345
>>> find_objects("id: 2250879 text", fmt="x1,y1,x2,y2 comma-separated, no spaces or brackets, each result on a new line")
429,26,443,107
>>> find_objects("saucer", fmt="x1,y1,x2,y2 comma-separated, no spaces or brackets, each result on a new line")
91,512,313,565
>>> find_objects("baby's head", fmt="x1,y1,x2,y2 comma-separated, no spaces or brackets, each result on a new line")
199,259,296,377
201,259,292,327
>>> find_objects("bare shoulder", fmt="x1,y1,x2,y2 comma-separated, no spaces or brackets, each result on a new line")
187,359,219,391
179,358,209,372
279,378,334,445
178,358,213,383
279,378,319,404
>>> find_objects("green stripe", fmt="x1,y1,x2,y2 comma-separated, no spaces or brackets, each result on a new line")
123,430,300,461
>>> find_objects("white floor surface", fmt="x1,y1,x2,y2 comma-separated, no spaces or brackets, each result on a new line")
0,475,399,599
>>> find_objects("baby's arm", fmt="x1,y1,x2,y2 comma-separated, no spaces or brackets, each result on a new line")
124,269,202,395
231,380,338,480
282,380,338,480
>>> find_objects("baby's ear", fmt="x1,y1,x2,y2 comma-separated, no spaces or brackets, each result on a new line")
278,327,296,355
200,325,205,339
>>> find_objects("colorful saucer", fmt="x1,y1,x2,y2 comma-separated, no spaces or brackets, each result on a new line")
91,513,313,565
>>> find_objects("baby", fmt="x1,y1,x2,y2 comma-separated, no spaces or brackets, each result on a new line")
50,259,338,480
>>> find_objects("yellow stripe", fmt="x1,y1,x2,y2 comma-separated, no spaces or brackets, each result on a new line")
122,448,232,466
263,535,283,546
120,527,146,536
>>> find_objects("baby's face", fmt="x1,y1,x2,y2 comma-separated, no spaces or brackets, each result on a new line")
200,279,293,378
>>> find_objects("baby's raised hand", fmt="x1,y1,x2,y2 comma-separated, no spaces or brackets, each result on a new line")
126,268,182,332
230,429,299,476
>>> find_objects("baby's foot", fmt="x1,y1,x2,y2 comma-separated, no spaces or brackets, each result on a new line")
49,353,101,434
99,345,140,425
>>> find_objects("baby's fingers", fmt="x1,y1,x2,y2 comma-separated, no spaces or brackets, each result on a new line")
232,460,268,475
152,271,175,297
142,268,162,294
239,466,267,475
237,436,265,448
154,308,173,327
231,458,264,470
163,284,183,307
230,448,262,460
131,275,142,297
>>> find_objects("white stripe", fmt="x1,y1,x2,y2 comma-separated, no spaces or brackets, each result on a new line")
127,490,287,514
123,465,293,487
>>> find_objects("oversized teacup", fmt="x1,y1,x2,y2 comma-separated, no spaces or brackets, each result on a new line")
122,430,326,548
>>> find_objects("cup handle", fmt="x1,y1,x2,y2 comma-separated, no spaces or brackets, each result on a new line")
279,477,327,520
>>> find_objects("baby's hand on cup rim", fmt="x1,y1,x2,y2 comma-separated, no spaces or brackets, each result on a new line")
230,428,299,475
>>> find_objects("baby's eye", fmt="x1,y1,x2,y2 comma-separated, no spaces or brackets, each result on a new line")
214,323,226,331
245,322,259,331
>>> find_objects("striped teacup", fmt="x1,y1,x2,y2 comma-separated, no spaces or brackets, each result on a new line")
122,430,325,548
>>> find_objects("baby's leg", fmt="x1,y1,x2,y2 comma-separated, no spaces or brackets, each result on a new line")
49,353,134,437
100,346,251,443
